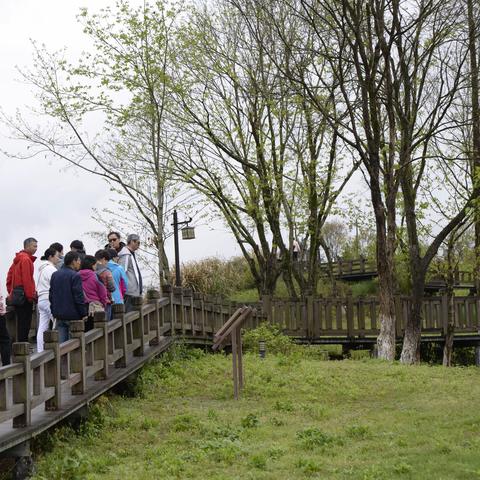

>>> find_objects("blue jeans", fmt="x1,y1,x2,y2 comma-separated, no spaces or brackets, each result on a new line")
56,320,70,343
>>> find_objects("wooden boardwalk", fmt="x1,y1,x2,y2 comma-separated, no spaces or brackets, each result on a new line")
0,286,479,474
314,258,475,290
252,294,480,345
0,286,250,463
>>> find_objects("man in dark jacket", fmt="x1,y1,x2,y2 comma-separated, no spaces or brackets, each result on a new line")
49,251,87,342
6,237,38,342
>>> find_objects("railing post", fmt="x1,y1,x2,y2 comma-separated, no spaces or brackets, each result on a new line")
194,292,205,337
70,320,86,395
360,257,366,273
162,284,175,335
173,287,184,335
44,330,61,410
12,343,31,428
307,295,314,338
112,304,127,367
93,311,109,380
131,296,145,356
181,288,193,335
147,289,161,345
346,294,354,338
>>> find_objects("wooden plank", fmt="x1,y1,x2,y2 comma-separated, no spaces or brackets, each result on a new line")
370,300,377,331
335,299,342,331
31,387,56,409
0,379,12,412
358,297,365,335
346,296,354,337
44,330,61,411
59,338,81,356
30,351,55,370
0,404,24,424
70,321,86,395
212,308,251,351
325,300,332,331
131,298,145,357
12,343,31,428
93,312,109,380
0,364,24,382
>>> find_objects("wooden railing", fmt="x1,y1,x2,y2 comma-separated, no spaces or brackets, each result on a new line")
318,258,377,277
256,294,480,338
428,270,475,285
313,258,475,286
1,285,479,455
0,286,255,450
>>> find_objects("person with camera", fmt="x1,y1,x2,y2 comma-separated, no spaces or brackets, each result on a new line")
6,237,38,343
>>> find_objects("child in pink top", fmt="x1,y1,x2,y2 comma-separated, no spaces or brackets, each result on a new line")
78,256,107,331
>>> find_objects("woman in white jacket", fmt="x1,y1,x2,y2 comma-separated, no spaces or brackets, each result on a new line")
36,248,59,352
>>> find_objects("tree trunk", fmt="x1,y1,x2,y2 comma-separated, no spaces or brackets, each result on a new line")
443,234,457,366
374,220,397,360
157,238,170,288
467,0,480,294
400,276,425,364
443,323,455,367
376,274,396,360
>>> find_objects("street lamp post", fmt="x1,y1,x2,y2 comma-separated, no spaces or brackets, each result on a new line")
172,209,194,287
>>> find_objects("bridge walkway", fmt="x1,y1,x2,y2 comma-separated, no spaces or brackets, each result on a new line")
1,286,479,475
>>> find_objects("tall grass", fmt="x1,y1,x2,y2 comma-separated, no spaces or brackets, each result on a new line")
175,256,255,296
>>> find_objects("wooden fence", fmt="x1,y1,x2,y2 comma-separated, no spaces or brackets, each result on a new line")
255,294,480,338
0,286,254,453
1,286,480,455
313,258,475,287
318,258,377,277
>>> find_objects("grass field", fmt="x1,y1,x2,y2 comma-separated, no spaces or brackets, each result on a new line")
30,346,480,480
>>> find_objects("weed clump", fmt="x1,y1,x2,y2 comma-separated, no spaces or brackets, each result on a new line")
295,457,322,475
296,427,339,450
242,323,294,355
241,413,259,429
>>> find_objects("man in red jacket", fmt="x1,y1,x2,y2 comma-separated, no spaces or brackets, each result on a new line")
6,237,38,343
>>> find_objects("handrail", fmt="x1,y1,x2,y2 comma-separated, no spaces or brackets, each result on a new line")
0,287,239,449
0,285,478,458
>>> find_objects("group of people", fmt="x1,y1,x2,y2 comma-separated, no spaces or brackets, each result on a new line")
0,232,144,365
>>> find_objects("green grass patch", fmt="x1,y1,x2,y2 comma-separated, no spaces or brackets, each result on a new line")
30,346,480,480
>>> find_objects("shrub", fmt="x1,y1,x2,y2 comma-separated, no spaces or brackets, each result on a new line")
241,413,259,429
242,323,294,355
296,428,338,450
174,256,255,296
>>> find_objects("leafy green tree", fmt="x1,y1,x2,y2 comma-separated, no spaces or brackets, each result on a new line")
4,0,183,284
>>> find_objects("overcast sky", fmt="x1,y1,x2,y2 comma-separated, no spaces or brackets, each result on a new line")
0,1,241,287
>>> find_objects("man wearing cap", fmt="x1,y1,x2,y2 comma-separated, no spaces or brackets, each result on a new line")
118,234,143,312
